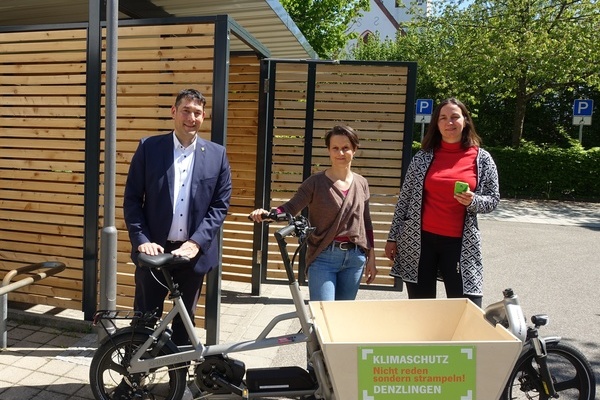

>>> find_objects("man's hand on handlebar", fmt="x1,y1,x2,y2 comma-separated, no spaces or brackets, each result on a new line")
171,240,201,259
138,242,164,256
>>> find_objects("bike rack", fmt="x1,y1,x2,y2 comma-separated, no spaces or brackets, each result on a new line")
0,261,66,348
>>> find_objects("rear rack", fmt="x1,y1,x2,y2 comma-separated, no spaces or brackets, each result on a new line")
92,309,158,336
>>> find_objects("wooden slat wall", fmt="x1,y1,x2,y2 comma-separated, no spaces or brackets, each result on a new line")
0,24,409,325
0,28,88,309
0,23,262,328
267,62,409,286
113,23,218,325
223,53,261,282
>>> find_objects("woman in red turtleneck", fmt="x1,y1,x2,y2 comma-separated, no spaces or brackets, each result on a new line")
384,98,500,307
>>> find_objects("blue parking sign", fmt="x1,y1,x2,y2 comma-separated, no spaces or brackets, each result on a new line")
415,99,433,124
416,99,434,116
573,99,593,116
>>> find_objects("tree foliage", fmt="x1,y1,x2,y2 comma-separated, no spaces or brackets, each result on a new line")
352,0,600,147
280,0,370,58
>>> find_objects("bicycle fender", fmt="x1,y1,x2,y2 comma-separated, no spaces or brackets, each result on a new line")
519,336,561,357
540,335,561,345
539,336,561,353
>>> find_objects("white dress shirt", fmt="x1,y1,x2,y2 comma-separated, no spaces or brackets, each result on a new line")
167,133,196,242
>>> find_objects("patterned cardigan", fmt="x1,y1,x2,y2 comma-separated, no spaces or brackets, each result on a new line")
388,147,500,296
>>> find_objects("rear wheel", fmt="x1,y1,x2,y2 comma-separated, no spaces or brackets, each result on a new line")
89,331,187,400
502,341,596,400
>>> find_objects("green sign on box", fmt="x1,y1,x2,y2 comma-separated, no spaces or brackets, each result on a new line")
358,345,476,399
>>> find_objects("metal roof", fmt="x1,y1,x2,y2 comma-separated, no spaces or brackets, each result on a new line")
0,0,317,59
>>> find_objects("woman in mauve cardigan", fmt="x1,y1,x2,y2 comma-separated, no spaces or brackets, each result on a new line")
384,98,499,307
250,125,378,301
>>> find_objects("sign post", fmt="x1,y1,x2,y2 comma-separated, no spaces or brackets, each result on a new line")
572,99,593,144
415,99,433,141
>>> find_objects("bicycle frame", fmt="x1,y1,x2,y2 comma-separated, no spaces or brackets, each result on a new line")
95,212,333,399
484,288,559,397
126,276,312,375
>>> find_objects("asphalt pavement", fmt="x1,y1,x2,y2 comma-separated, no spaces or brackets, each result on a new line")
1,198,599,399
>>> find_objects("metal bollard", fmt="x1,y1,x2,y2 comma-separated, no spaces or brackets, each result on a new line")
0,262,66,348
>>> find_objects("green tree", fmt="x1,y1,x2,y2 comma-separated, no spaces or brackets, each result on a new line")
353,0,600,147
280,0,370,58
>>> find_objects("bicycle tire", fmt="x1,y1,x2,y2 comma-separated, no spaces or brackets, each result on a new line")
501,341,596,400
89,331,187,400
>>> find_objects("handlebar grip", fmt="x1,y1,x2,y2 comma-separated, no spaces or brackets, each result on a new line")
275,223,296,239
247,210,289,222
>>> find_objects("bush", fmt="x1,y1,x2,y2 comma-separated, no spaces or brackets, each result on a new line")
410,141,600,201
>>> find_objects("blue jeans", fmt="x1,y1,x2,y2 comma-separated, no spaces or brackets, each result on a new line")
307,244,366,301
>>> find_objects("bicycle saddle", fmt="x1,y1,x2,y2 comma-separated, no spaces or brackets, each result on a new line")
138,253,190,269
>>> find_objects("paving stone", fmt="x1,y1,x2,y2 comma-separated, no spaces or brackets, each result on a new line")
73,383,95,399
39,326,63,335
25,330,60,345
30,390,67,400
0,365,37,382
46,335,85,349
18,370,59,387
0,379,13,390
61,364,91,382
44,379,86,396
6,339,44,353
12,354,49,371
14,324,41,332
0,349,24,365
38,358,77,376
6,327,37,343
0,384,42,400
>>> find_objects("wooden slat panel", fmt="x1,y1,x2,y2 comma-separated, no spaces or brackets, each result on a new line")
117,24,215,37
222,54,260,281
0,24,411,315
0,29,87,43
266,62,410,286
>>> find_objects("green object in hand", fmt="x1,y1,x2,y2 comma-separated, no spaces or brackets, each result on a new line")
454,181,469,194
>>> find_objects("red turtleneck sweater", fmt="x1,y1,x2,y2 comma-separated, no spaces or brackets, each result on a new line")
422,141,477,238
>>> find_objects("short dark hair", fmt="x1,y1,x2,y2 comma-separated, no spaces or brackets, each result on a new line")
174,88,206,109
421,98,482,150
325,125,360,150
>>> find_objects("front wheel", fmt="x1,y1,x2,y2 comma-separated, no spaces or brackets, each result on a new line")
89,331,187,400
502,341,596,400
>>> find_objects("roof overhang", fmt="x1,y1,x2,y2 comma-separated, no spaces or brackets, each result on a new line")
0,0,317,59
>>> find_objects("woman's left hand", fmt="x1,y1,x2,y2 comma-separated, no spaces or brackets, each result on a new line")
365,258,378,284
454,190,474,207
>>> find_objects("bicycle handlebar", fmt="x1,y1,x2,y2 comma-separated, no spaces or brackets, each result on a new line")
249,211,314,283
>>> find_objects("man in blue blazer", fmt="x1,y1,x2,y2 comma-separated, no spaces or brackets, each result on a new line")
123,88,232,345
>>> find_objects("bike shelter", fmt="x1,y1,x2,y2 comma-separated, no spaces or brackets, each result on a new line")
0,12,415,342
310,298,522,400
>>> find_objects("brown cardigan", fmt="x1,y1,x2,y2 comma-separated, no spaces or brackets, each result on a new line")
280,171,373,268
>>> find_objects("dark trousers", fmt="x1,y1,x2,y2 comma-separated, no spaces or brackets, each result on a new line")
405,230,482,307
133,242,205,345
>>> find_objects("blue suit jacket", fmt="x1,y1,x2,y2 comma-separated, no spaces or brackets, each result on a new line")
123,132,232,274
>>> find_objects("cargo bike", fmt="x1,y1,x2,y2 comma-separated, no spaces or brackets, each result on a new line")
89,211,596,400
